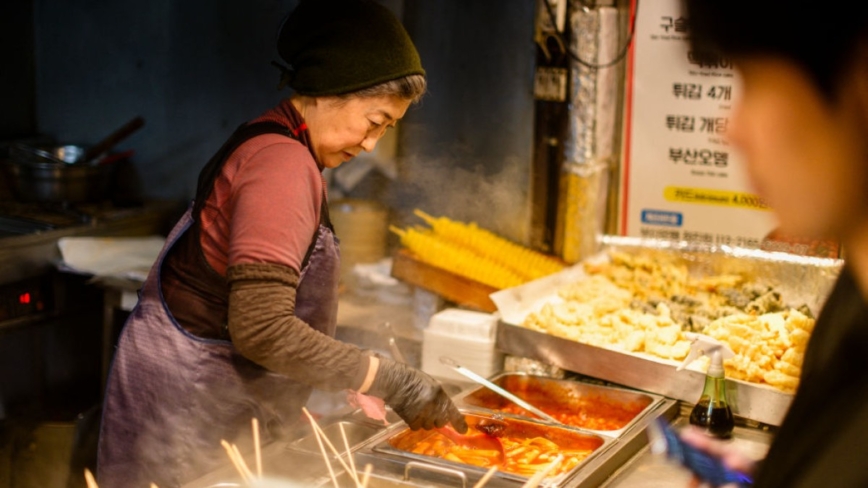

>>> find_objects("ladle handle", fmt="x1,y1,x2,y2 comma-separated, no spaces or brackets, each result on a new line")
83,116,145,164
439,356,562,425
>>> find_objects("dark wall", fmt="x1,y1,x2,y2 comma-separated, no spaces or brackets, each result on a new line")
32,0,295,200
0,1,36,138
7,0,536,239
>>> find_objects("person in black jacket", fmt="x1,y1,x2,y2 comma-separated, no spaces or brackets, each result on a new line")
678,1,868,487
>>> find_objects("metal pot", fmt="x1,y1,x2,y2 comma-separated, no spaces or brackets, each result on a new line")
2,144,116,203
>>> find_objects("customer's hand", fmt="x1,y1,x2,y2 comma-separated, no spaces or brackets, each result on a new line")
680,426,758,487
368,357,468,433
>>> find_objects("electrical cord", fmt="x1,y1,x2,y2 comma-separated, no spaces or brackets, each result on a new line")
543,0,639,69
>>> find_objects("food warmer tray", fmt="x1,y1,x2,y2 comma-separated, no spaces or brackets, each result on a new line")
347,400,678,488
452,372,665,439
183,395,677,488
492,236,843,427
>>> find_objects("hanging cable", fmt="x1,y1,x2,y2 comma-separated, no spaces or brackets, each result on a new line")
543,0,639,70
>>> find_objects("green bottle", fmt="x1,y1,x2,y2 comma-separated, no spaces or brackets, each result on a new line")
679,333,735,438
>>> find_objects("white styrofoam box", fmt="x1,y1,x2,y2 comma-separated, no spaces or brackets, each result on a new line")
427,308,499,341
421,327,504,383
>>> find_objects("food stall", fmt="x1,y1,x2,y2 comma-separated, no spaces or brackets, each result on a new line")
5,0,854,484
181,0,845,486
181,228,839,487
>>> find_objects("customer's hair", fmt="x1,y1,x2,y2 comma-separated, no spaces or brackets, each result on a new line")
684,0,868,98
339,74,427,104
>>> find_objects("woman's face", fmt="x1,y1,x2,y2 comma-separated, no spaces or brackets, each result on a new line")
303,95,412,169
727,56,868,239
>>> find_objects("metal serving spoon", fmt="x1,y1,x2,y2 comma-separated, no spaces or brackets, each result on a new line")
439,356,563,425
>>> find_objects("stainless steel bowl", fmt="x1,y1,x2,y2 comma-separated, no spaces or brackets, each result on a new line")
8,143,88,165
3,144,115,203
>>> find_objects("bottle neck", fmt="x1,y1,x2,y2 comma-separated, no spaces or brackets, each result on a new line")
700,374,729,405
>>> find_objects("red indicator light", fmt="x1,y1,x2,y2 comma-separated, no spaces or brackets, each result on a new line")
19,292,31,305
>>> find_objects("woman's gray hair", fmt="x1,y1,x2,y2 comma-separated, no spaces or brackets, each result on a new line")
338,74,427,103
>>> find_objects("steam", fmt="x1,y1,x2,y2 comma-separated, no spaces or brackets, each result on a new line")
388,153,531,244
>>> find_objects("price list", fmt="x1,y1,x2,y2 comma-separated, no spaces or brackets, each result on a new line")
618,0,776,249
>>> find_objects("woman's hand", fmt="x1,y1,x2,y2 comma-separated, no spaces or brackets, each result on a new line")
367,357,468,433
680,426,758,487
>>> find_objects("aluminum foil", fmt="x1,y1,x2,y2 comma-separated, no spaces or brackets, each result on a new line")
556,4,622,263
563,4,620,165
491,236,843,426
597,235,844,316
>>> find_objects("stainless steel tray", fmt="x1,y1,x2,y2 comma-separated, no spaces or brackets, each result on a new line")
369,411,615,487
185,397,680,488
497,321,795,427
492,236,843,427
286,419,383,456
453,372,664,438
353,399,679,488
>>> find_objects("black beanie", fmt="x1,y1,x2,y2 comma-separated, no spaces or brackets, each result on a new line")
276,0,425,96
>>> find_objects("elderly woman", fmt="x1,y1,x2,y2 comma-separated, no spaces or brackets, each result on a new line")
97,1,465,486
677,1,868,487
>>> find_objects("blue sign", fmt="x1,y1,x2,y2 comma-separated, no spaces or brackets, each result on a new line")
641,209,683,227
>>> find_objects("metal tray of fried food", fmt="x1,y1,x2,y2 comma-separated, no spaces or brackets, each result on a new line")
369,411,613,487
453,372,664,438
492,235,844,427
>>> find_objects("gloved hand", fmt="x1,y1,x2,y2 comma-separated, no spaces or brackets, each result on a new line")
368,357,468,433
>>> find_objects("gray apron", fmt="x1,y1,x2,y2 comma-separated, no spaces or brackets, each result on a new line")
97,207,340,487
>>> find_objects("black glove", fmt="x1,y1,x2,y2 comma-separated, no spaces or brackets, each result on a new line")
368,357,468,433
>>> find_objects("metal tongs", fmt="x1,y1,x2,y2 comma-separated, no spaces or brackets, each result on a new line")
439,356,562,425
378,321,408,364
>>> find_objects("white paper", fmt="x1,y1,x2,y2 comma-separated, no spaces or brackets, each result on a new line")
489,251,608,326
620,0,776,247
57,236,165,281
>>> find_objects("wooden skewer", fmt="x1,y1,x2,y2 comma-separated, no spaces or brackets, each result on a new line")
220,439,252,486
520,454,563,488
339,422,361,488
302,409,339,488
231,443,257,482
252,417,263,479
84,468,99,488
473,465,499,488
360,464,373,488
301,408,358,478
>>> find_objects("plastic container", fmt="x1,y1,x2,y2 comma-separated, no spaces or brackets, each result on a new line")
421,309,503,382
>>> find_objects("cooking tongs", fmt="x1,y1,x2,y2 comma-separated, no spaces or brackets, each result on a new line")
439,356,563,425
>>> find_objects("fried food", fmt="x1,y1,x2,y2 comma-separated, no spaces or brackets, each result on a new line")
521,250,817,393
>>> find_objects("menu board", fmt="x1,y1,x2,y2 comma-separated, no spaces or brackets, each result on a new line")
618,0,777,249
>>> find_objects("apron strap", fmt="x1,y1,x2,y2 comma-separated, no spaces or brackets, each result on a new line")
192,121,294,221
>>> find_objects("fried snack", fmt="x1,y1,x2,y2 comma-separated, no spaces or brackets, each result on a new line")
390,225,525,289
413,209,565,280
520,249,817,393
704,308,814,392
524,300,692,360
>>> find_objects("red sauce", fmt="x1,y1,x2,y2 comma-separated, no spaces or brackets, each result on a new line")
498,394,645,430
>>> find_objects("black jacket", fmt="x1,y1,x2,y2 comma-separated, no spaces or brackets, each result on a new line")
755,266,868,487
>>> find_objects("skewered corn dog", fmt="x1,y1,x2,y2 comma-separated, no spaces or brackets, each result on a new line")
390,210,566,289
390,225,525,289
413,210,565,280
